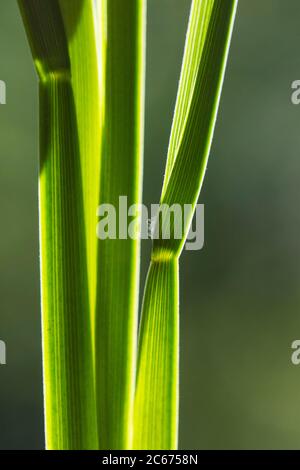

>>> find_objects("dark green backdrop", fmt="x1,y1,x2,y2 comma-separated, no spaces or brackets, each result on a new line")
1,0,300,449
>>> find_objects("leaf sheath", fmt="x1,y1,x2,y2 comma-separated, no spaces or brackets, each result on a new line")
95,0,146,450
18,0,99,449
134,258,179,450
39,77,97,449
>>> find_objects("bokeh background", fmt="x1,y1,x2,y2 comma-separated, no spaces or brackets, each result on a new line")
1,0,300,449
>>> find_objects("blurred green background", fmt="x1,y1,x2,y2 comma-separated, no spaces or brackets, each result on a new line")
1,0,300,449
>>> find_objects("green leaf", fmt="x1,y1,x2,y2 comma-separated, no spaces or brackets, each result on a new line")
157,0,238,259
18,0,237,451
134,0,238,450
95,0,146,449
18,0,100,449
59,0,103,325
134,258,179,450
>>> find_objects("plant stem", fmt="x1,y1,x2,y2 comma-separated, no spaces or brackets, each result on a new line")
134,258,179,450
39,77,97,449
18,0,99,449
133,0,238,450
95,0,146,450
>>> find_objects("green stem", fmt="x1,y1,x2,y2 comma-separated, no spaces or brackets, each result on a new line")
39,77,97,449
133,258,179,450
95,0,146,449
18,0,99,449
133,0,238,450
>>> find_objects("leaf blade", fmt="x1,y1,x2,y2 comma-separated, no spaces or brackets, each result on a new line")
134,0,238,450
157,0,238,259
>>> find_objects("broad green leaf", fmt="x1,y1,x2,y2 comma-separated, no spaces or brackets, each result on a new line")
95,0,146,450
134,0,238,450
18,0,100,449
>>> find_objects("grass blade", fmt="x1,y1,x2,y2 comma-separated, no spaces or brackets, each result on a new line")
134,0,238,450
18,0,100,449
159,0,238,257
59,0,103,324
134,258,179,449
95,0,146,449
